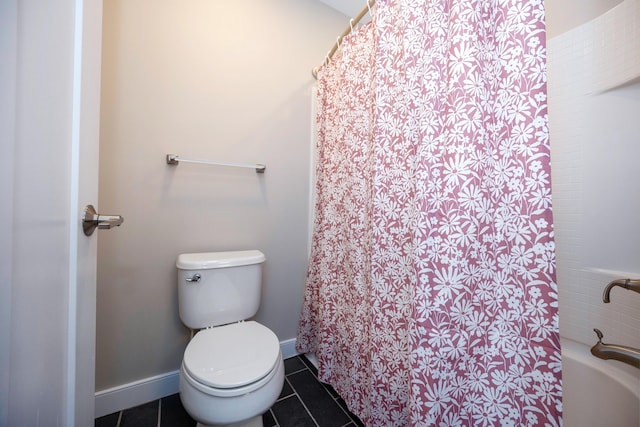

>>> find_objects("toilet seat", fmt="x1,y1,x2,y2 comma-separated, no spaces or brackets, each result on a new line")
183,321,280,392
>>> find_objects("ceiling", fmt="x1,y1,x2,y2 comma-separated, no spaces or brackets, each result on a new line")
318,0,366,17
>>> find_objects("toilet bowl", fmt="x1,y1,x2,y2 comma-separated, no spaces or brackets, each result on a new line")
176,251,284,427
179,322,284,426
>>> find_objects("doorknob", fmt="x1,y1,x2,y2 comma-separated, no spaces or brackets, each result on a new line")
82,204,124,236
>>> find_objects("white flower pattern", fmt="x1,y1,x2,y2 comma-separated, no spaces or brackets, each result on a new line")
297,1,561,426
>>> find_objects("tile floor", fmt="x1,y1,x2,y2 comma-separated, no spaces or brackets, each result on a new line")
95,355,364,427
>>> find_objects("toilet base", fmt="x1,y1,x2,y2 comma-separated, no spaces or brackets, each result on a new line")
180,354,284,427
196,414,262,427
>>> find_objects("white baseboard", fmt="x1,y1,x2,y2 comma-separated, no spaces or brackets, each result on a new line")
95,369,179,418
279,338,299,359
95,339,299,418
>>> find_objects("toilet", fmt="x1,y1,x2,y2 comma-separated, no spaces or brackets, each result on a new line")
177,250,284,427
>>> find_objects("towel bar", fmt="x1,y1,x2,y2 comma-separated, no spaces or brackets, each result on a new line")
166,154,266,173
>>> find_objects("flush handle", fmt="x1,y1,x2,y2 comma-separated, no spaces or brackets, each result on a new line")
186,274,201,283
82,204,124,236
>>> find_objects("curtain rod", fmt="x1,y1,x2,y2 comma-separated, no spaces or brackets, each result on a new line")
312,0,376,79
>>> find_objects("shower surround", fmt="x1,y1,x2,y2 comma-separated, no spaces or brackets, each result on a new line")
547,1,640,423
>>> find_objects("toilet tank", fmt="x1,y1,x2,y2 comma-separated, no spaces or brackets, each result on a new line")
177,250,265,329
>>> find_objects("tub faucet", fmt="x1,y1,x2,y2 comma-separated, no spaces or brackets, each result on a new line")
590,329,640,369
602,278,640,303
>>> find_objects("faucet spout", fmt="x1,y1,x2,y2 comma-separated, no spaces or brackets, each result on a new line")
590,329,640,369
602,278,640,303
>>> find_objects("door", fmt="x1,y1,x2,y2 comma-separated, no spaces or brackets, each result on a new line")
0,0,103,425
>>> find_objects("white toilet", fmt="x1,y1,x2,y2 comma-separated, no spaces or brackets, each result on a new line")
177,250,284,427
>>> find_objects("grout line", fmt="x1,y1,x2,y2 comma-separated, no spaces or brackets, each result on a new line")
336,396,364,426
116,410,122,427
334,396,361,426
295,359,363,426
274,377,296,403
157,399,162,427
289,392,320,427
285,356,310,376
267,408,279,427
275,375,320,427
299,355,318,373
285,367,308,375
286,360,362,427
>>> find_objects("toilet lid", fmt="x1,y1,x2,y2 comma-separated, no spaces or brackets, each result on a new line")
184,321,280,389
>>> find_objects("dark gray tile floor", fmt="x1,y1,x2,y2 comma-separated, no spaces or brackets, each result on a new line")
95,355,364,427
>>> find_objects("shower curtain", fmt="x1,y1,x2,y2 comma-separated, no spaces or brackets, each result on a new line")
297,0,562,426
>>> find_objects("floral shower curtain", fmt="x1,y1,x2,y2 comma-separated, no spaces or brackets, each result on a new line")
297,0,562,426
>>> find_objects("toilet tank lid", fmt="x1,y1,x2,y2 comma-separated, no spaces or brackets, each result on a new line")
177,250,265,270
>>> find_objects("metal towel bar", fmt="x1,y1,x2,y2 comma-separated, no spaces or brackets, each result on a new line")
166,154,266,173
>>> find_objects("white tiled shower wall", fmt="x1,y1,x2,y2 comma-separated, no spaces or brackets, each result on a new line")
547,0,640,360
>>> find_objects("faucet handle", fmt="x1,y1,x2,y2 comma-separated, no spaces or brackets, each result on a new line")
593,328,604,343
590,327,640,368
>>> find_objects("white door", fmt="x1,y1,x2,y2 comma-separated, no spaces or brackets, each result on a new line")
0,0,103,425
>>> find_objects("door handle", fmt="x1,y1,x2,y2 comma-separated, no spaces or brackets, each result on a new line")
82,204,124,236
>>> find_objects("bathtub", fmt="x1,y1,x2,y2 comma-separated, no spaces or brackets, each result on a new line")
562,338,640,427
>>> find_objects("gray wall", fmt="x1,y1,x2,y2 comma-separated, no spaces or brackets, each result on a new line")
97,0,346,391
